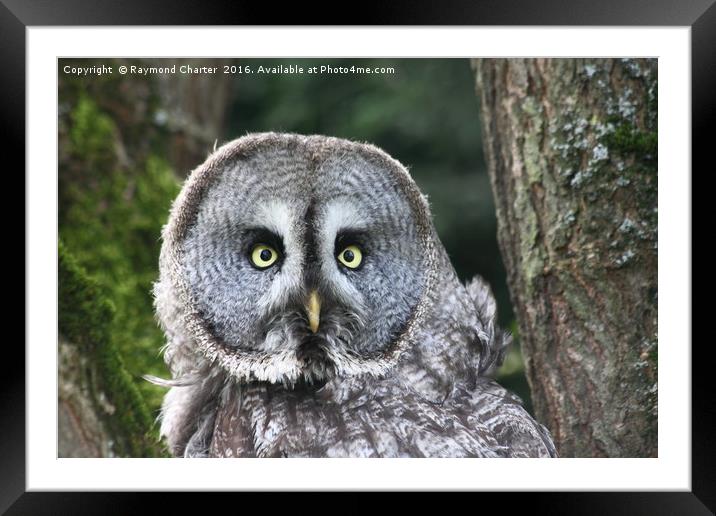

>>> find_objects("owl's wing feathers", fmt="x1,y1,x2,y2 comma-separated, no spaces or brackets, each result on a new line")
453,378,558,458
460,276,557,457
315,378,509,457
464,275,510,377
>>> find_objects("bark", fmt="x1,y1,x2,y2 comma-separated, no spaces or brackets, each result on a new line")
58,58,238,456
472,59,657,457
58,242,165,457
149,58,236,176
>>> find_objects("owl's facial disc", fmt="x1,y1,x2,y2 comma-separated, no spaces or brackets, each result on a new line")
175,135,430,387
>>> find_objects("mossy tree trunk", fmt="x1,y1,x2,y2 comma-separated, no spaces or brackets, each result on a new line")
58,242,165,457
472,59,657,457
58,58,237,456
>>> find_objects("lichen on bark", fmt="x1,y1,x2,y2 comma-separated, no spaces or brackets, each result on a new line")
473,58,657,457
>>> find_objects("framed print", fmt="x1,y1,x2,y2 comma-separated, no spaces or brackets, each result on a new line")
7,0,711,512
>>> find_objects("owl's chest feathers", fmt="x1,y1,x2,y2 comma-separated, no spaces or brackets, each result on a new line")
207,368,473,458
209,380,353,458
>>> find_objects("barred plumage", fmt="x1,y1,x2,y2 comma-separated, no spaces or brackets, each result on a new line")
152,132,557,458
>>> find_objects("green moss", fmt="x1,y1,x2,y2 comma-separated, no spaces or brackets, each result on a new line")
603,121,657,158
58,239,115,348
70,95,116,162
59,95,180,416
59,241,168,457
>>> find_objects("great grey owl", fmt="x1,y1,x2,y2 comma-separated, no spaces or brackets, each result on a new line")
151,132,557,458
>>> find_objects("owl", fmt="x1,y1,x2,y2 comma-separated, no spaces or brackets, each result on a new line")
151,132,557,458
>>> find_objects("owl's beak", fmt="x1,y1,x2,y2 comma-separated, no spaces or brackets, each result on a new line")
305,290,321,333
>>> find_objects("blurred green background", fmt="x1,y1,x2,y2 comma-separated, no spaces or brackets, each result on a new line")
58,58,531,422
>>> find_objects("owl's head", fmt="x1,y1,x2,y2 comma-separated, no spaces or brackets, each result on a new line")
155,133,440,387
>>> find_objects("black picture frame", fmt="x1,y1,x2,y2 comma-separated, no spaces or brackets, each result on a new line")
6,0,710,512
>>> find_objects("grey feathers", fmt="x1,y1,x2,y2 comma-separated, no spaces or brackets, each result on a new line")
153,132,557,458
465,276,511,377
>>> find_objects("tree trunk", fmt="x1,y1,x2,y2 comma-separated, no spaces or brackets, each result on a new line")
58,241,166,457
472,59,657,457
149,58,236,176
58,58,238,456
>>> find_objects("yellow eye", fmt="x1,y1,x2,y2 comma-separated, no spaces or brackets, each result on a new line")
250,244,279,269
337,244,363,269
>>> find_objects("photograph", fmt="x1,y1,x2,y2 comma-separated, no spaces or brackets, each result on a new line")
57,57,657,459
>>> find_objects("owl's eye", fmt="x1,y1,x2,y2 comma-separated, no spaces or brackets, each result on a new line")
250,243,279,269
337,244,363,269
